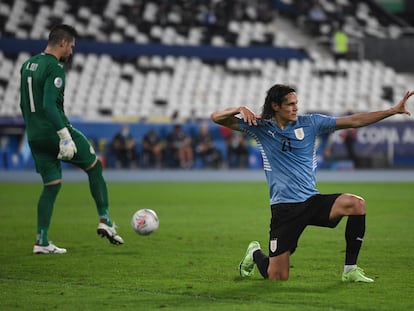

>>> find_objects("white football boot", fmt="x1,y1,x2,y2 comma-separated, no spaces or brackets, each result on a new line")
33,242,67,254
97,222,124,245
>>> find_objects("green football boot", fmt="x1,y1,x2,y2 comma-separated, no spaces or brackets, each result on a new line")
239,241,261,277
342,267,374,283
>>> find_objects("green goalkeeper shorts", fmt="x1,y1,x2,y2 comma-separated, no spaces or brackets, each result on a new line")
29,127,97,183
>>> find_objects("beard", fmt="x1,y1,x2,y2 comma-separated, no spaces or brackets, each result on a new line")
61,54,73,70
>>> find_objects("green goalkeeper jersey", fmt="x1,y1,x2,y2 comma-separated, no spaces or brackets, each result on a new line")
20,53,70,141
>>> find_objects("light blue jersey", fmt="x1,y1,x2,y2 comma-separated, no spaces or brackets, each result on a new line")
238,114,336,204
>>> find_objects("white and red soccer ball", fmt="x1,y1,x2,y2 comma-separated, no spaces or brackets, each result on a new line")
131,209,159,235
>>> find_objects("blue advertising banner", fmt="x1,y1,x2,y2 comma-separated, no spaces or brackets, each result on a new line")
1,119,414,169
323,121,414,167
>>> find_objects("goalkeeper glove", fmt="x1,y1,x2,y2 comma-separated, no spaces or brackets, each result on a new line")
57,127,77,160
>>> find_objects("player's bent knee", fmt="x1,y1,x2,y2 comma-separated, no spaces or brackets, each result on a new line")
267,252,290,280
339,194,366,215
267,265,289,280
267,270,289,281
351,195,366,215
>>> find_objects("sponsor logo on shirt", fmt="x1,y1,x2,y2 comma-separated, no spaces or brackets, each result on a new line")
267,130,276,138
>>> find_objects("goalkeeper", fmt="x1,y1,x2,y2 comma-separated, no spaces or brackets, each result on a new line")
19,24,124,254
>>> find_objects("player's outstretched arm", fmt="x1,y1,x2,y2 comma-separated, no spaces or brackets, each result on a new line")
211,106,260,130
336,90,414,130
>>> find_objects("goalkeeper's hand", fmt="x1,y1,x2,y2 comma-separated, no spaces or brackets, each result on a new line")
57,127,77,160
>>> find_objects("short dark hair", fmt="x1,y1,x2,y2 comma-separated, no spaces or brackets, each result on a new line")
261,84,296,119
48,24,77,45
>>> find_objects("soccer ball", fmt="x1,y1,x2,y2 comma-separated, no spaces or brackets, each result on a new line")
131,209,159,235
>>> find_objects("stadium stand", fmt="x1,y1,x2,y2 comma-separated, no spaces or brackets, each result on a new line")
289,0,411,39
0,0,412,120
0,0,291,47
0,52,409,120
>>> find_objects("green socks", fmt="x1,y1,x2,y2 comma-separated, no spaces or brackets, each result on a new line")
87,160,112,226
36,183,61,246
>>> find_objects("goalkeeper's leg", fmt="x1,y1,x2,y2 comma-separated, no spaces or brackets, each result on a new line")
86,159,124,245
86,159,112,225
68,128,112,225
69,128,123,244
36,182,61,246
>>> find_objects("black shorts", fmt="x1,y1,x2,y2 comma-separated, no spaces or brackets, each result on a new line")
268,194,342,257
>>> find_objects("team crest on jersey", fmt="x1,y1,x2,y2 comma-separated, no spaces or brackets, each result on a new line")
270,238,278,253
54,77,63,88
294,128,304,140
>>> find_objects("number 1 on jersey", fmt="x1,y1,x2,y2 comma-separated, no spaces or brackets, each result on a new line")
27,76,35,112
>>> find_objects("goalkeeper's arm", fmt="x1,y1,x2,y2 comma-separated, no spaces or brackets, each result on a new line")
43,75,77,160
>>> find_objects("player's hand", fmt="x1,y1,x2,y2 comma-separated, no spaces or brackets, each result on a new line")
239,106,260,126
57,127,77,160
392,91,414,116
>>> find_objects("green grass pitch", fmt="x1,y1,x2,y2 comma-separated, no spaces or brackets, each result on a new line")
0,181,413,310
